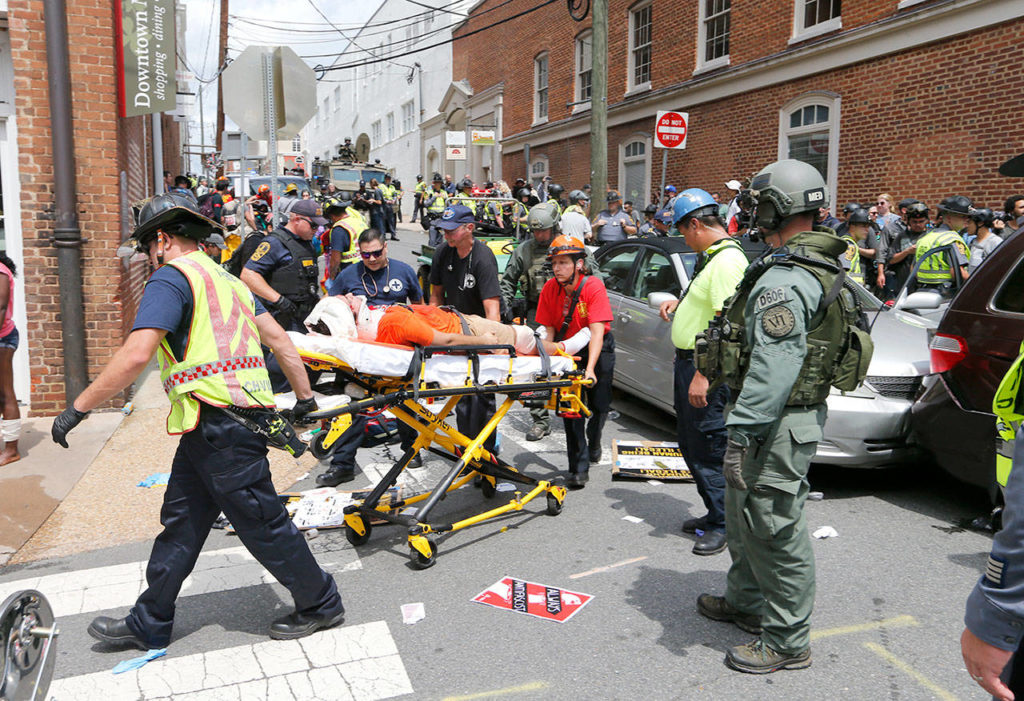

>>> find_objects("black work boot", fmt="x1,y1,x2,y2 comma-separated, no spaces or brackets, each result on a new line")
88,616,149,651
316,467,356,487
269,608,346,641
696,594,762,634
726,639,811,674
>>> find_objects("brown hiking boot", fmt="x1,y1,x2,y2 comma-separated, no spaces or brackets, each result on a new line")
726,639,811,674
696,594,762,634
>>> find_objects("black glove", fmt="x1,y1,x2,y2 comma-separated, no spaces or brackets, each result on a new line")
51,406,89,449
271,295,298,320
287,397,318,424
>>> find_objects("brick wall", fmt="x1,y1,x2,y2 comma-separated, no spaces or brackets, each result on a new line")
9,0,180,414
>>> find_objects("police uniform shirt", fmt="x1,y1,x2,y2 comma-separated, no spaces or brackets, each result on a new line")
243,227,309,277
328,259,422,304
133,264,268,360
428,239,501,317
594,209,635,242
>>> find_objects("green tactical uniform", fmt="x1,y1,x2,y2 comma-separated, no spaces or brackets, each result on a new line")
700,230,872,655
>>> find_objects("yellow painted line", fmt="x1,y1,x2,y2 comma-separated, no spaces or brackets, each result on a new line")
810,614,919,641
442,681,550,701
863,642,957,701
569,556,648,579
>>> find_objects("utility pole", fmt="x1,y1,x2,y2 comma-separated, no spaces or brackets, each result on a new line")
589,0,608,206
199,84,207,180
215,0,229,175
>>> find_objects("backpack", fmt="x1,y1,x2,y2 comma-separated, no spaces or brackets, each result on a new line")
197,193,216,219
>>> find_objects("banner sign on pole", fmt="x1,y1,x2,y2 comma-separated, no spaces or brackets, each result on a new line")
473,577,593,623
654,111,689,150
115,0,177,118
446,146,466,161
471,130,496,146
612,440,693,481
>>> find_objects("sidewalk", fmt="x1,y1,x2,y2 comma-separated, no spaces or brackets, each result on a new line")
2,362,316,567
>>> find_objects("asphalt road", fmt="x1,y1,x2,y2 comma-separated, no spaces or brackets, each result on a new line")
0,225,998,700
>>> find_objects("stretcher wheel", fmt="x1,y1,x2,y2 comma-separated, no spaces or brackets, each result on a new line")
480,477,496,499
546,493,564,516
309,431,333,460
410,540,438,569
345,518,372,546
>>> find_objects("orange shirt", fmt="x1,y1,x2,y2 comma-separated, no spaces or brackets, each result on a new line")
376,304,461,347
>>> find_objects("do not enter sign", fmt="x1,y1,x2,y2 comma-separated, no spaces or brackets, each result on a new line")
655,111,689,149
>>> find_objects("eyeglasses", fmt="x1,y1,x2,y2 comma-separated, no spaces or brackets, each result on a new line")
360,249,385,259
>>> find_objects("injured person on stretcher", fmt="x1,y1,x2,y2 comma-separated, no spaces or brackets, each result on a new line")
306,294,593,356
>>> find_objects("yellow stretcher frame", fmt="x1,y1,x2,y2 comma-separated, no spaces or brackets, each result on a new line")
299,342,591,568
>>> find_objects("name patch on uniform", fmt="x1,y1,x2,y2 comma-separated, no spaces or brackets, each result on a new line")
985,554,1007,588
761,305,796,338
754,287,789,312
251,241,271,261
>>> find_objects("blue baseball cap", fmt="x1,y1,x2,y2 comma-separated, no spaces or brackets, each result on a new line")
664,185,677,193
435,204,476,230
655,208,674,226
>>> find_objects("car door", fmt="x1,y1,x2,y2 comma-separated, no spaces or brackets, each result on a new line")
594,244,639,382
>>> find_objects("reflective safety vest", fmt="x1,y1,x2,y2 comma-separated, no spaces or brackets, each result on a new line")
158,251,274,434
841,235,864,284
425,189,447,214
334,216,366,266
415,181,428,196
565,204,587,217
915,229,969,284
994,341,1024,487
449,194,477,214
381,183,396,202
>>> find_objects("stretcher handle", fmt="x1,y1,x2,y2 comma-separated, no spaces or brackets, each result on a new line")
305,391,404,421
420,344,518,359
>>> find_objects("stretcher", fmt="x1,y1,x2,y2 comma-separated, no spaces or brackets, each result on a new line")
291,331,591,569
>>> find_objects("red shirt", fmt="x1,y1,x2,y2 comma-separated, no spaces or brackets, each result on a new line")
535,275,613,339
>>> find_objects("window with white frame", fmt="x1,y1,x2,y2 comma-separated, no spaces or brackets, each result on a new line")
620,137,650,205
386,113,395,141
291,136,301,152
530,156,548,189
371,120,382,146
779,93,840,201
575,31,592,105
697,0,730,70
793,0,841,41
629,3,652,90
402,101,415,133
534,53,549,122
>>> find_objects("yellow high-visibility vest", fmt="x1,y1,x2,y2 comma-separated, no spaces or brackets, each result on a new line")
915,230,969,284
994,341,1024,487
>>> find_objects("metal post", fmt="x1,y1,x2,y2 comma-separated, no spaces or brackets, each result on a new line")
151,113,164,195
658,149,667,208
199,84,207,180
263,51,279,222
240,132,248,200
589,0,608,204
43,0,88,402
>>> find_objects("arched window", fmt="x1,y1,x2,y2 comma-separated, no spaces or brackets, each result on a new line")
530,155,549,189
618,136,651,206
778,92,840,203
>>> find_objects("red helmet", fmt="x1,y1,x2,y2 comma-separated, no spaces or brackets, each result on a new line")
547,234,586,260
257,184,271,195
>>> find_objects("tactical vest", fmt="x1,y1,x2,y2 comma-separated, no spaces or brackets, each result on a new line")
158,252,275,434
994,342,1024,487
915,229,968,284
840,234,864,284
695,230,874,406
266,228,319,313
426,190,447,214
450,194,477,214
520,239,553,304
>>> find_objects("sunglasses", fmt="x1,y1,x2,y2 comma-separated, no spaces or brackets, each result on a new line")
360,249,385,259
876,201,887,206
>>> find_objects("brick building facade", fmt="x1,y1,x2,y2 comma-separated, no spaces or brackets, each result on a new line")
452,0,1024,213
5,1,182,414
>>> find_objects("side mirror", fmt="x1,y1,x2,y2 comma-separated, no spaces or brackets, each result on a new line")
648,291,678,310
899,290,943,312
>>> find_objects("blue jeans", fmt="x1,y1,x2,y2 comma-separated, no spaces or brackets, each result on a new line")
0,327,19,350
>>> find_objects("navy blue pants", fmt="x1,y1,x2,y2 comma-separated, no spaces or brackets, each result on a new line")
457,393,498,455
329,415,416,472
673,352,729,532
127,407,343,647
564,338,615,474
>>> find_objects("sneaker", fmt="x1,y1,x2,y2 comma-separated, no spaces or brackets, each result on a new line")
696,594,762,634
525,424,550,441
726,639,811,674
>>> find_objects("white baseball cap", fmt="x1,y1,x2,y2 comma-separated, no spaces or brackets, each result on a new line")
725,179,742,191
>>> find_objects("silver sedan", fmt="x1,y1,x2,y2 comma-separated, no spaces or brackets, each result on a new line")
594,237,934,467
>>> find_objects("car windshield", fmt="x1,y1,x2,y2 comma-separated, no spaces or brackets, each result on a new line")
247,178,310,198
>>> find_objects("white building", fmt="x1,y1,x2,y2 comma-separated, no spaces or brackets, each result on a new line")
302,0,470,214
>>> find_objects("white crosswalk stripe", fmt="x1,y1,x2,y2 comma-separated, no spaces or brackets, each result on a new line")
47,621,413,701
0,545,361,619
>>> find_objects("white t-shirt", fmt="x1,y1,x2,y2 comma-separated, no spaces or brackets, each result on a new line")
561,211,593,239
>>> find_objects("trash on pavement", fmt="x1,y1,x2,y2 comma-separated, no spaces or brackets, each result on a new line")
611,440,693,481
496,482,516,492
621,515,644,524
812,526,839,539
401,602,425,625
136,473,170,488
808,491,824,501
306,528,319,539
472,576,593,623
112,648,166,674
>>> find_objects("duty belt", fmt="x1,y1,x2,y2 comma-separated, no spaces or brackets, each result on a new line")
162,355,267,392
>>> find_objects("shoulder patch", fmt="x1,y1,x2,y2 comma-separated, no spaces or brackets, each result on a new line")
761,305,796,338
754,286,789,312
250,241,271,261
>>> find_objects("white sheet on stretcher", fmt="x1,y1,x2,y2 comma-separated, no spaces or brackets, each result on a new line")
289,331,574,387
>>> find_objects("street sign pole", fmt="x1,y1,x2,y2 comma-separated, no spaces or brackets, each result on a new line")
262,52,278,219
659,150,668,208
240,132,248,199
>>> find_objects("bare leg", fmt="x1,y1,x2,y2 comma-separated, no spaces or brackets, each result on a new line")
0,347,20,465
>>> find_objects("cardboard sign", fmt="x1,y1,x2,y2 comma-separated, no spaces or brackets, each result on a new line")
612,440,693,481
472,577,593,623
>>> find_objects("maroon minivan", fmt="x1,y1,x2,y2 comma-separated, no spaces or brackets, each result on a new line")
911,227,1024,491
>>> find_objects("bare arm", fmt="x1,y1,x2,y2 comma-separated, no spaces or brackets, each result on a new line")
240,268,280,302
890,246,915,264
73,329,165,412
429,284,444,306
328,250,342,281
255,312,312,400
623,221,637,236
483,297,500,322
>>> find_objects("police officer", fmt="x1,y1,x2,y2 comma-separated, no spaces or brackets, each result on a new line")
241,198,326,335
593,190,637,244
962,340,1024,700
412,175,427,220
450,178,477,214
546,183,565,212
880,201,930,293
637,204,659,236
696,159,872,673
51,193,344,649
915,197,971,288
500,202,600,442
424,173,449,246
381,173,399,240
839,208,871,285
658,189,747,556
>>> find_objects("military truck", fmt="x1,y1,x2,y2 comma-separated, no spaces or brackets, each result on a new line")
310,157,390,199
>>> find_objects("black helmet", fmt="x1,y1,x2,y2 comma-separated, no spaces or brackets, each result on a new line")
905,202,930,219
847,209,871,226
968,207,996,227
938,195,972,215
842,202,863,215
643,203,658,215
432,173,443,183
127,192,216,252
569,189,589,204
459,178,473,191
518,187,532,200
393,180,402,187
547,183,564,199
